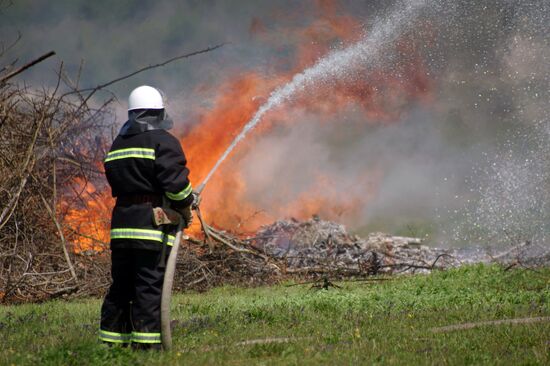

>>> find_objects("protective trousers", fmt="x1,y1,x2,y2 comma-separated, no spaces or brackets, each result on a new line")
99,246,170,346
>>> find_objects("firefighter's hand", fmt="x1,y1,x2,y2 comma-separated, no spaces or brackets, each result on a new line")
175,205,193,228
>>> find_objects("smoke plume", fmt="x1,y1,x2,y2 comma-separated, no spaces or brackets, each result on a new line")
2,0,548,247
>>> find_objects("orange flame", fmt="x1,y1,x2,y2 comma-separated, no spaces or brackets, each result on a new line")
180,2,432,232
63,1,433,248
60,178,113,252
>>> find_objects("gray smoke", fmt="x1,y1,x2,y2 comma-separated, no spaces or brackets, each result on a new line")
1,0,548,247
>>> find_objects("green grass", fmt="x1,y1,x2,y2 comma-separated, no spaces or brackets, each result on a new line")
1,265,549,365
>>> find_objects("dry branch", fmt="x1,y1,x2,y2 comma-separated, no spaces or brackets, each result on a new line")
40,194,77,282
74,44,225,95
0,51,55,84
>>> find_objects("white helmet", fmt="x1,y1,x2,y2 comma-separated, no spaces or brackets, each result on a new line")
128,85,164,111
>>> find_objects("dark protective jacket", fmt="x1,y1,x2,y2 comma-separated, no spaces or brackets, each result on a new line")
104,126,193,251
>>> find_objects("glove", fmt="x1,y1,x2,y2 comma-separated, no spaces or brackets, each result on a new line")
174,205,193,228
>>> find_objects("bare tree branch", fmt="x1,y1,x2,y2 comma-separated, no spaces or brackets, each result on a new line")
75,43,225,94
0,51,55,84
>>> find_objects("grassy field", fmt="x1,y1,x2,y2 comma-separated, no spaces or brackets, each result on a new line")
1,265,549,365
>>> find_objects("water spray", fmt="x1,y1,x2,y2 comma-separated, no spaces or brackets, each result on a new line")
194,0,429,196
162,0,430,350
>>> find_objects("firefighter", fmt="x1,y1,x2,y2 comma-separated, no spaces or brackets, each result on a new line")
99,85,194,350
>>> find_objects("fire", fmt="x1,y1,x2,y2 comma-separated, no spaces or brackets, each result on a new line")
60,178,113,252
63,0,433,248
180,2,432,232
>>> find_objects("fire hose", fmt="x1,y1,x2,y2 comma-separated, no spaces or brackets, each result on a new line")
160,217,184,350
159,129,237,349
159,185,208,350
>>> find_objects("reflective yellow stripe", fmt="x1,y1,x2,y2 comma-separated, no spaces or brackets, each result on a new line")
99,329,131,343
165,183,193,201
110,228,175,246
132,331,161,343
104,148,155,163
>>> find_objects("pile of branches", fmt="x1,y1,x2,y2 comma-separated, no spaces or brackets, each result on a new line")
170,218,434,290
173,232,281,292
0,52,114,303
254,218,459,276
0,43,224,303
170,217,550,292
170,220,451,292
